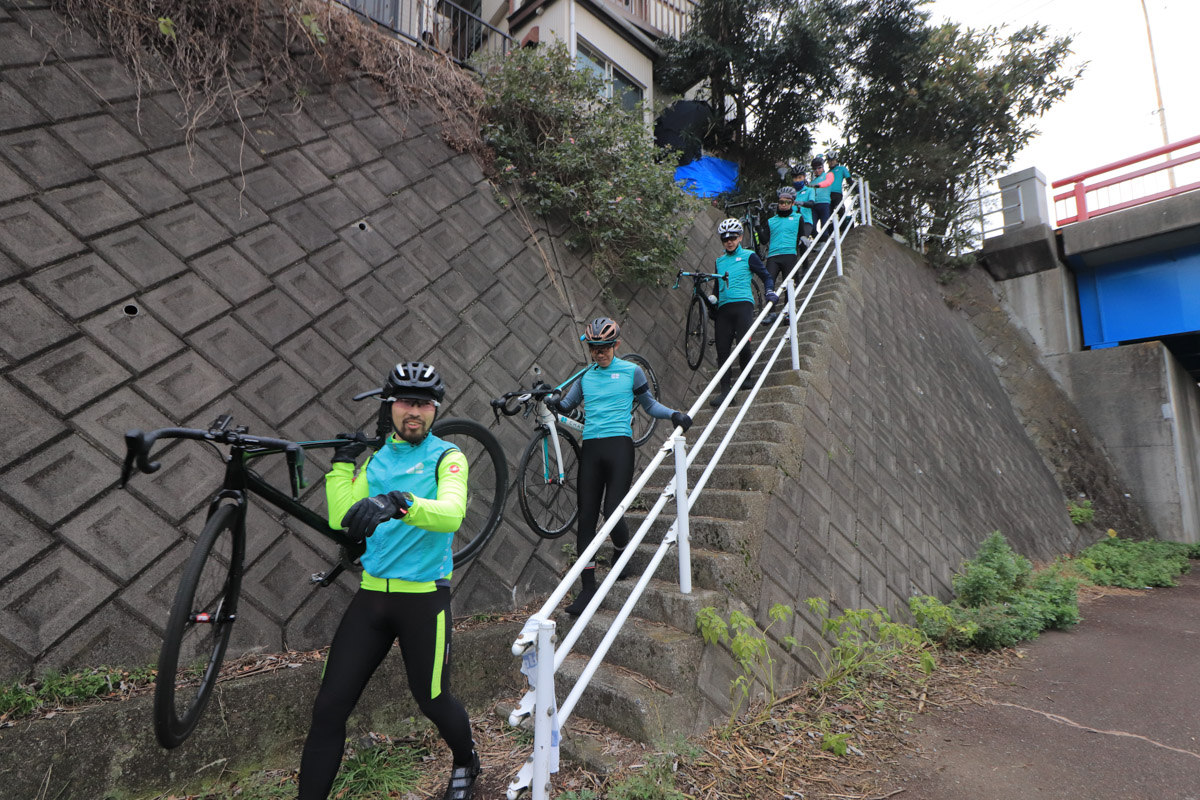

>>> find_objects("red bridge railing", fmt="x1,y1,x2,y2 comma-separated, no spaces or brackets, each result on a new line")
1052,133,1200,225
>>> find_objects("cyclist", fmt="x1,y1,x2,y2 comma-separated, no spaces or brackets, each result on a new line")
761,186,805,321
709,219,777,408
299,362,479,800
828,153,852,214
547,318,692,616
809,154,834,237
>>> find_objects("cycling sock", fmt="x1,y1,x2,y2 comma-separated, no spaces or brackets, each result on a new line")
611,546,633,581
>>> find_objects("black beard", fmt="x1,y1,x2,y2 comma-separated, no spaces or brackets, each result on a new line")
398,421,429,444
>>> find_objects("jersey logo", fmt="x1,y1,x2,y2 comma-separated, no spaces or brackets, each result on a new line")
448,464,461,474
406,462,425,475
611,373,621,380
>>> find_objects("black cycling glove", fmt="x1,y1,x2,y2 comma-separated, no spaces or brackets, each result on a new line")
343,491,411,541
671,411,693,433
544,397,562,415
331,433,367,464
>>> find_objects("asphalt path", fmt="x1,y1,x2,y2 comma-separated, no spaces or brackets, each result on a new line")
874,568,1200,800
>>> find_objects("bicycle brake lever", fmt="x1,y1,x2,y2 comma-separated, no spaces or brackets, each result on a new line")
286,445,304,501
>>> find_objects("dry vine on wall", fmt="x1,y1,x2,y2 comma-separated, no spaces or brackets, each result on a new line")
52,0,488,159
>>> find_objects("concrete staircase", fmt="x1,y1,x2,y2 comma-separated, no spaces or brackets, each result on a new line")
543,274,847,745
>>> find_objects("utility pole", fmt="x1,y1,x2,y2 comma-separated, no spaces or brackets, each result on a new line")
1140,0,1175,188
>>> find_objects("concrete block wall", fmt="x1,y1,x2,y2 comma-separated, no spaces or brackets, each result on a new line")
759,228,1080,662
0,0,714,683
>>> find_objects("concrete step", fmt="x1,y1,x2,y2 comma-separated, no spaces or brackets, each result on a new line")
646,461,781,494
634,486,766,522
555,608,704,693
556,651,699,741
623,512,750,555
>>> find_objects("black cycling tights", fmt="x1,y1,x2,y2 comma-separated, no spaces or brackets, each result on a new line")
577,436,635,563
298,587,474,799
714,301,755,389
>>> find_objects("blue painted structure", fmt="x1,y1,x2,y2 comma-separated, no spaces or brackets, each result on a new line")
1076,240,1200,349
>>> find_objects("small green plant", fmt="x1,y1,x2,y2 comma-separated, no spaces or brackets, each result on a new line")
821,730,851,756
0,665,156,719
1066,498,1095,525
606,751,690,800
329,742,423,798
697,604,796,722
802,598,934,695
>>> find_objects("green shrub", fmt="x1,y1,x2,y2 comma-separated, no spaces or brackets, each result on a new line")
477,43,703,286
911,532,1079,651
1076,536,1197,588
803,598,934,696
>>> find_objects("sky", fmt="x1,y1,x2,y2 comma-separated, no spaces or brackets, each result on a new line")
927,0,1199,185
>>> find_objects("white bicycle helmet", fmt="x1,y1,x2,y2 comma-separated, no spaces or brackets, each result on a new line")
717,218,743,237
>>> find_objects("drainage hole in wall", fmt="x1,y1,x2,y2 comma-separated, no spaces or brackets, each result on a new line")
123,304,140,317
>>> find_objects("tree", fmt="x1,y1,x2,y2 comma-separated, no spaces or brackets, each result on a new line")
840,0,1082,256
657,0,845,183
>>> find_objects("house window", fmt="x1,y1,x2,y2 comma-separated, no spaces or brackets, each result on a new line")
576,43,643,112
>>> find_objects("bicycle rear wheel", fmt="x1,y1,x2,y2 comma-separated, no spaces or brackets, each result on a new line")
518,426,581,539
685,295,706,371
154,503,243,749
431,418,509,567
624,352,659,447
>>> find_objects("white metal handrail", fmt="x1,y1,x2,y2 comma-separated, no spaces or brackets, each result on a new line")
505,181,869,800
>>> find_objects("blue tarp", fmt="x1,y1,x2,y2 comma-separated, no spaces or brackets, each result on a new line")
675,156,739,198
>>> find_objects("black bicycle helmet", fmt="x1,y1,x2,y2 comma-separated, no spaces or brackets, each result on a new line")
384,361,446,404
581,317,621,345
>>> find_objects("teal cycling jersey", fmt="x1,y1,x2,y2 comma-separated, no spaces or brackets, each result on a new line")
830,164,851,193
331,433,464,583
715,246,771,307
811,169,833,203
766,210,802,257
578,357,639,440
796,186,816,224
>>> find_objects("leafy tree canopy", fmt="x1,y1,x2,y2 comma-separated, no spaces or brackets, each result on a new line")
840,0,1082,253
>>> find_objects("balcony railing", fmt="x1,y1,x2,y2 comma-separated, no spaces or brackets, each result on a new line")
338,0,511,64
596,0,696,40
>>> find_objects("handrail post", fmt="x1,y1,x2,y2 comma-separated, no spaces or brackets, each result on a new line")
787,274,800,371
673,433,692,595
531,618,557,800
834,206,844,277
864,179,873,227
1073,182,1089,222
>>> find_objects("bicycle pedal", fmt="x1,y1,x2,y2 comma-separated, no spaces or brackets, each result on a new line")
310,572,327,584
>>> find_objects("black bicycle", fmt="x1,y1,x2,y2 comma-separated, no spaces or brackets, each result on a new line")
122,385,507,750
673,270,729,370
724,196,767,260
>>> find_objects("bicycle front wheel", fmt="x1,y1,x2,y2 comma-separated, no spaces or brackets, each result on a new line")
624,352,659,447
154,503,243,749
518,426,581,539
431,417,509,567
685,295,706,371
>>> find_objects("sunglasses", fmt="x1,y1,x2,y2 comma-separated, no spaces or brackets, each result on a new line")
587,342,615,352
720,235,739,241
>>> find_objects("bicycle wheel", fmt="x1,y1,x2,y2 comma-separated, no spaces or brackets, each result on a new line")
752,275,766,313
518,426,581,539
624,352,659,447
154,503,243,749
430,418,509,567
685,295,706,371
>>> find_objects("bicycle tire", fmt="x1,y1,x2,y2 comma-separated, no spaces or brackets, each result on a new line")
752,275,766,313
517,426,581,539
430,417,509,567
685,295,706,371
154,503,243,749
624,352,659,447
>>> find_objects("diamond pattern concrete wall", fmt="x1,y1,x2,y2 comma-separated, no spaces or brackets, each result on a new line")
0,0,712,681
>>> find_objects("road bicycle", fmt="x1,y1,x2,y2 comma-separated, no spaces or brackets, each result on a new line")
673,270,729,371
491,353,659,538
723,196,767,260
121,384,507,750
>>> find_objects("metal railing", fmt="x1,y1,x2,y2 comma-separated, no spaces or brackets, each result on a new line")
912,183,1023,256
337,0,511,64
1052,133,1200,225
505,181,871,800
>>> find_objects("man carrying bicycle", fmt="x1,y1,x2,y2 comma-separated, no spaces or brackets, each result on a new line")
547,318,692,616
299,362,480,800
710,219,777,407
